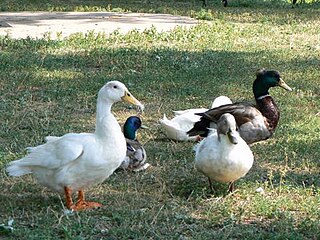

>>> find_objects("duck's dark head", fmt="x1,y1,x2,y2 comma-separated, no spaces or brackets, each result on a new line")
123,116,143,140
253,69,292,99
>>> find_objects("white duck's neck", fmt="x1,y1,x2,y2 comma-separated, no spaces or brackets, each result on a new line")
94,97,118,139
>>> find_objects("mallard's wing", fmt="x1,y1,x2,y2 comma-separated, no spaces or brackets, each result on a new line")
126,139,142,159
125,139,147,167
202,103,259,125
187,103,261,137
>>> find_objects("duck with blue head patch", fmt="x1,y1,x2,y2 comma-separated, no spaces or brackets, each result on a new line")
188,69,292,144
120,116,150,172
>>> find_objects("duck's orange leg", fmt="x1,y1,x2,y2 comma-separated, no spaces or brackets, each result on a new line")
64,187,102,211
72,190,102,211
64,186,74,209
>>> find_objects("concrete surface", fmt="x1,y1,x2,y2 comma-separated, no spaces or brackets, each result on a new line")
0,12,198,39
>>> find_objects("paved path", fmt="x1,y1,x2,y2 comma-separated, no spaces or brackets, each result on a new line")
0,12,198,39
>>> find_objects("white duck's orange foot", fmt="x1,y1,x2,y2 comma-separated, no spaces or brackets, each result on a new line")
70,200,102,211
195,135,204,142
64,187,102,211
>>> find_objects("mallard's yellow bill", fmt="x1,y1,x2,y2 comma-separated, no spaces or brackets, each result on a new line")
122,91,144,111
278,78,292,91
140,124,149,129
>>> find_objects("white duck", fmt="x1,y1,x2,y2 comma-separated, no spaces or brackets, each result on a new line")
6,81,144,211
194,113,254,193
159,96,232,141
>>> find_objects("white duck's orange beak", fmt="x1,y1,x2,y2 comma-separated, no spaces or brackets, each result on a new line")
122,90,144,111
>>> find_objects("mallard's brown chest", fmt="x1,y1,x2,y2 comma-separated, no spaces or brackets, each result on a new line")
256,96,280,132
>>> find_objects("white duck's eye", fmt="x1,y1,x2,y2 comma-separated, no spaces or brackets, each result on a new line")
113,85,118,89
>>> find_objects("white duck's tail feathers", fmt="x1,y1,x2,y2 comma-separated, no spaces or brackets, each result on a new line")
45,136,60,142
6,148,47,176
6,160,32,176
25,146,35,153
159,114,169,123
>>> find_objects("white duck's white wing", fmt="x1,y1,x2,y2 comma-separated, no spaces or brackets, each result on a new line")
210,96,232,108
173,96,232,117
174,112,204,125
160,114,198,141
173,108,208,116
6,133,92,176
174,114,200,130
160,96,232,141
26,136,61,153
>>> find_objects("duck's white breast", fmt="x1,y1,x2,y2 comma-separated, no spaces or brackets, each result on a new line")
195,134,254,183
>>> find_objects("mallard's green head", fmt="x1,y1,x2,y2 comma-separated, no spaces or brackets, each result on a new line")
253,69,292,99
123,116,144,140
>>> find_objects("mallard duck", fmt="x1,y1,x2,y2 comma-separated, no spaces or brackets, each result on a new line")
6,81,143,211
188,69,292,144
195,113,254,192
159,96,232,141
119,116,150,172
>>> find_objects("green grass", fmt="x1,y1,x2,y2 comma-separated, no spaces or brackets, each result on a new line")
0,1,320,239
0,0,320,13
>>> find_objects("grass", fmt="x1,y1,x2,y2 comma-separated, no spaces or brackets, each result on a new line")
0,0,320,239
0,0,319,13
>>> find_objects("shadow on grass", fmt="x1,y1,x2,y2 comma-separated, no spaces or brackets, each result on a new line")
205,217,320,239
